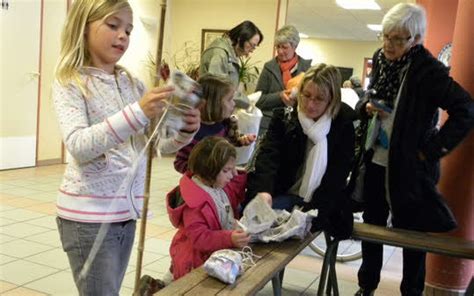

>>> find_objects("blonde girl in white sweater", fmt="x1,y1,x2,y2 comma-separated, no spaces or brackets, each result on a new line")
53,1,200,294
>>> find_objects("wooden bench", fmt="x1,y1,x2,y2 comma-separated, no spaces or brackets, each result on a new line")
318,222,474,295
156,231,320,296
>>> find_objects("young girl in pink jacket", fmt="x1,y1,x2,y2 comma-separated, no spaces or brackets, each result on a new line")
167,136,250,280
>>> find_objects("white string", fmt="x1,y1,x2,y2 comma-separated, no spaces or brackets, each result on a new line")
238,246,261,269
78,101,182,281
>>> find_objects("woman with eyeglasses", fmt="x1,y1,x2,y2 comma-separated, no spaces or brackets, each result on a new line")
354,4,474,296
199,20,263,109
245,64,356,240
254,25,312,136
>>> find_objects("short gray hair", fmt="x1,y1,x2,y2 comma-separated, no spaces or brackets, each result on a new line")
382,3,426,43
275,25,300,48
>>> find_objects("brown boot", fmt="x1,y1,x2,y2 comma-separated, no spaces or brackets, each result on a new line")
135,275,166,296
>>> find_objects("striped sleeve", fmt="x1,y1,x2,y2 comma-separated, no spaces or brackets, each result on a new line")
107,102,149,142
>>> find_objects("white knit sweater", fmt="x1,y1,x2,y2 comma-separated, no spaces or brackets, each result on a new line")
53,67,194,223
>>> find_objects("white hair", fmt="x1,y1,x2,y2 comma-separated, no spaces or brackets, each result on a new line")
382,3,426,43
275,25,300,48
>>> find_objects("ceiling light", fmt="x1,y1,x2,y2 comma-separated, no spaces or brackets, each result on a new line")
367,24,382,31
336,0,381,10
299,33,309,39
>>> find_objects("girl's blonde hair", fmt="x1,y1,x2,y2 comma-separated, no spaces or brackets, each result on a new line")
55,0,133,96
188,136,236,184
297,64,342,119
198,75,235,122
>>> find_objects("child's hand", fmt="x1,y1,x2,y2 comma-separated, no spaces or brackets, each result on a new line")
139,85,175,119
257,192,272,207
231,230,250,248
180,107,201,133
238,134,257,146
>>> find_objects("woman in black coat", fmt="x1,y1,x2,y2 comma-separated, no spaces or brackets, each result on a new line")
355,4,474,296
246,64,356,238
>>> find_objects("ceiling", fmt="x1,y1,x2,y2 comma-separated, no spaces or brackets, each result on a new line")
287,0,407,41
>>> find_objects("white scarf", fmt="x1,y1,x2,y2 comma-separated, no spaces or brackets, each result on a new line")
297,108,331,202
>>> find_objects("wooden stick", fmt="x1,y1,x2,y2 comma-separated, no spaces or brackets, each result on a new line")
134,0,167,293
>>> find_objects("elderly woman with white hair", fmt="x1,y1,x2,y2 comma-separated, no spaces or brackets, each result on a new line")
355,3,474,295
255,25,312,136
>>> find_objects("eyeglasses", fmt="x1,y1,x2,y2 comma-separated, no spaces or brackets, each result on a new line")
377,33,412,46
302,93,329,105
246,41,258,49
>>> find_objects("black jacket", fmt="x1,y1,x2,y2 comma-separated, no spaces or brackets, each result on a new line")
246,103,356,237
359,46,474,232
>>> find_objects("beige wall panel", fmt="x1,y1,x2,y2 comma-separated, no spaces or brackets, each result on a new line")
298,38,380,82
165,0,280,80
37,0,67,162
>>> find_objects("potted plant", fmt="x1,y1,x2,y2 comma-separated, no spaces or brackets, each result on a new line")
238,56,260,93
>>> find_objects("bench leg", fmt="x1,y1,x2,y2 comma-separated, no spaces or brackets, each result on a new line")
271,273,282,296
327,247,339,296
317,232,340,296
466,277,474,296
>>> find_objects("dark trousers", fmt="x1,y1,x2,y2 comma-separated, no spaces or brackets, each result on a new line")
357,162,426,296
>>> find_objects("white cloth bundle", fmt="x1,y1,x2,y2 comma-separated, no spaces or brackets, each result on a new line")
203,249,243,284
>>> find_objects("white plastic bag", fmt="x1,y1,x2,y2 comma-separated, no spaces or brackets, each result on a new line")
234,91,263,165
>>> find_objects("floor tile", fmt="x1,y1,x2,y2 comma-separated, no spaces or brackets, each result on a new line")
0,254,17,266
0,233,18,244
23,202,56,215
24,270,76,295
25,230,62,248
0,239,55,258
25,216,57,230
282,267,318,289
1,187,44,198
0,205,15,212
0,260,58,285
128,250,166,269
141,238,171,256
1,208,46,222
25,248,70,270
142,255,171,274
1,222,50,239
0,280,17,293
1,286,48,295
0,217,17,227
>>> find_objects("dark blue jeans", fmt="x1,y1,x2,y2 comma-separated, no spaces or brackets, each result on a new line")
357,162,426,295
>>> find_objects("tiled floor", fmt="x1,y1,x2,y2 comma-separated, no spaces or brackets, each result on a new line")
0,156,403,295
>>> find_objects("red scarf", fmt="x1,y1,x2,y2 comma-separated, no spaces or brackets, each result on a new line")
279,55,298,87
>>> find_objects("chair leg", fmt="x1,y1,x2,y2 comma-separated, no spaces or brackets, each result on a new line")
271,273,282,296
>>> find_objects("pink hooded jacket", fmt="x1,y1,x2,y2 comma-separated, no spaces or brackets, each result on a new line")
166,171,247,280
